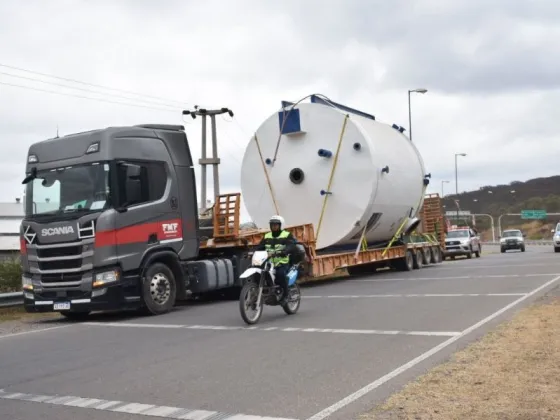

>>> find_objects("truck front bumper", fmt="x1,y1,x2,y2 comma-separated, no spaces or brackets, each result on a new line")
500,241,524,250
23,275,143,313
443,245,471,257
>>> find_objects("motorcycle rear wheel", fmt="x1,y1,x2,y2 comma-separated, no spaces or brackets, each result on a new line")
239,282,263,325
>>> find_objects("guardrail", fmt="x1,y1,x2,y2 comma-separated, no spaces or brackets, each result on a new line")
481,240,553,246
0,292,23,308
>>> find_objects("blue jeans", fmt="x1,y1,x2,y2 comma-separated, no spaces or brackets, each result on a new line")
275,264,289,300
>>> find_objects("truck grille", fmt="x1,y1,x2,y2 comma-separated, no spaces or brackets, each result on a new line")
28,239,94,287
40,273,83,284
38,258,82,271
37,245,82,258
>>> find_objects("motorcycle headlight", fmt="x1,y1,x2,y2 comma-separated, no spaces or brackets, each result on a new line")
251,251,268,266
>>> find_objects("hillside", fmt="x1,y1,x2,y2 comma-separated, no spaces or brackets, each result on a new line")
441,175,560,240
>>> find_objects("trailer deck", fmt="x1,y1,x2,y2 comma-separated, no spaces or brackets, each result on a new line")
198,192,446,283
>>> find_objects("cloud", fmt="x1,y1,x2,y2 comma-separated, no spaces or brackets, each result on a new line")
0,0,558,223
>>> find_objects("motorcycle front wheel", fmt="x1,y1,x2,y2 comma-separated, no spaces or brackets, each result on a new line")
239,282,263,325
282,284,301,315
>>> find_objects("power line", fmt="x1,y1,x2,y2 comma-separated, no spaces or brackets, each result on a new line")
0,71,180,110
0,81,180,113
0,63,190,107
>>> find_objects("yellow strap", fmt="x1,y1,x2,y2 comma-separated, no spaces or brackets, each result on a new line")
382,215,409,257
316,114,349,244
254,133,279,215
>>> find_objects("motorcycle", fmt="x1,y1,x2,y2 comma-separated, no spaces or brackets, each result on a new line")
238,250,302,325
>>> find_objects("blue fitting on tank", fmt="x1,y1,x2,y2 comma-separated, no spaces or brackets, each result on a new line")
320,189,332,196
318,148,333,158
265,158,272,165
391,124,399,130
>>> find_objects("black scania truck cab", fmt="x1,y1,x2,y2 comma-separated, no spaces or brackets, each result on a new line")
20,124,249,318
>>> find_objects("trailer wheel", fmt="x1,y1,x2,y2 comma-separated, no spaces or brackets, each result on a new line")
413,249,423,269
141,262,177,315
421,248,430,265
433,247,442,263
428,247,437,264
396,250,414,271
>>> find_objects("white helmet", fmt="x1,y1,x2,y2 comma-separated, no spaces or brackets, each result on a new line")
269,215,285,228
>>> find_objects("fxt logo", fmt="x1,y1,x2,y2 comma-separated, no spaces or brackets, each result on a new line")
162,222,180,238
42,226,75,236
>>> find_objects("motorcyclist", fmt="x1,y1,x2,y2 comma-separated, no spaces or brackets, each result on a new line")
255,215,297,303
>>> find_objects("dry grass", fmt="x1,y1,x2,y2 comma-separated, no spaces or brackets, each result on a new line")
361,292,560,420
0,306,60,322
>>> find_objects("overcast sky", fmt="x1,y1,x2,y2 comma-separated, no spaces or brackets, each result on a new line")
1,0,559,221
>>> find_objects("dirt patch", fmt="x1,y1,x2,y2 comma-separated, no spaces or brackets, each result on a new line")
0,306,63,336
361,287,560,420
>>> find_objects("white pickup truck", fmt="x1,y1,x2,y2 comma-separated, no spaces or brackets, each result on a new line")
443,228,482,259
552,223,560,252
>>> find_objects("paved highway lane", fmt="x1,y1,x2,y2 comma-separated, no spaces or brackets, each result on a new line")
1,245,559,420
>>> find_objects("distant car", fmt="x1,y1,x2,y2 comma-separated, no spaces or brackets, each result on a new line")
499,229,526,253
443,228,481,259
551,223,560,253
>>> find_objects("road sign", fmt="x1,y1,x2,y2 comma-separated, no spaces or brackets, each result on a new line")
521,209,547,219
445,210,471,216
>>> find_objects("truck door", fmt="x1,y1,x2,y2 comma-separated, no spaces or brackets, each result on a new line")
114,160,179,271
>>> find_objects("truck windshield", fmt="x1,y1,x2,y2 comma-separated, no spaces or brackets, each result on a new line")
447,230,469,238
502,231,522,238
25,162,111,217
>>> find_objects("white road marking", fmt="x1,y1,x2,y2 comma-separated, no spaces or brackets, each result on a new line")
0,324,75,340
83,321,459,337
433,262,560,270
303,293,527,298
0,389,298,420
305,274,560,420
351,273,559,282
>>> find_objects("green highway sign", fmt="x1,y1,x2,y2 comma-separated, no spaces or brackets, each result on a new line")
521,209,547,219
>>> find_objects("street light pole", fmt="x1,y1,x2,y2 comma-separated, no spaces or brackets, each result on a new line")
454,153,467,223
407,88,428,141
441,180,449,198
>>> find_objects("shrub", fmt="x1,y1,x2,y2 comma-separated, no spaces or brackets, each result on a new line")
0,257,22,292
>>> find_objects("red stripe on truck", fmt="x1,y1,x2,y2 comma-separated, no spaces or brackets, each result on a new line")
95,218,183,247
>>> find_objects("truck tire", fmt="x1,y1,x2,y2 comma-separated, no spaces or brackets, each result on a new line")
433,247,442,263
421,248,430,265
395,250,414,271
466,246,473,259
141,262,177,315
413,249,423,269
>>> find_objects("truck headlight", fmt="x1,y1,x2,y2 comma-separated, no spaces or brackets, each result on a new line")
93,269,119,287
22,275,33,291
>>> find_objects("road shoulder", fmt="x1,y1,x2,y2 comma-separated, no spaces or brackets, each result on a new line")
360,285,560,420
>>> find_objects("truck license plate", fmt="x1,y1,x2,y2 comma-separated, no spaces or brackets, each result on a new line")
54,302,71,310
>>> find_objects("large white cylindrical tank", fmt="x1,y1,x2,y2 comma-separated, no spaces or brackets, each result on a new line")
240,98,427,250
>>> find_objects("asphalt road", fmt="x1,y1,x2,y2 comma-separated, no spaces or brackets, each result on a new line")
1,244,559,420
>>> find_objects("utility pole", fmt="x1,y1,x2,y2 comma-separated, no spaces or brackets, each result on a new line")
454,153,466,223
407,88,428,141
182,106,234,212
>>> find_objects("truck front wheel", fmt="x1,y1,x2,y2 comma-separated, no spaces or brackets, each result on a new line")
141,263,177,315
